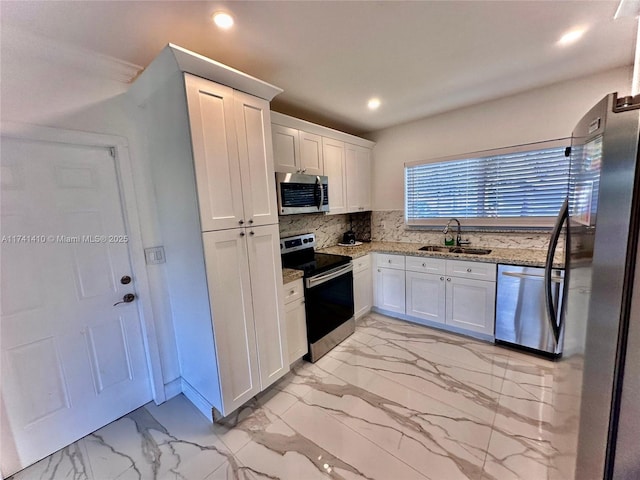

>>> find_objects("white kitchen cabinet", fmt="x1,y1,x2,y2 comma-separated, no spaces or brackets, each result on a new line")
405,256,496,336
284,278,308,364
203,225,288,413
353,254,372,319
272,125,323,175
406,271,446,324
445,275,496,335
374,254,406,314
323,137,347,215
346,144,372,213
132,47,287,420
186,74,278,231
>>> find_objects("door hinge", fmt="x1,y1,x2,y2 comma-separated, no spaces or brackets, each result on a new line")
109,147,116,158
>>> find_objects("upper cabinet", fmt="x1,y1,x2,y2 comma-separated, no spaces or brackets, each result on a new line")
185,74,278,231
272,125,323,175
323,137,347,215
271,112,375,214
346,144,372,212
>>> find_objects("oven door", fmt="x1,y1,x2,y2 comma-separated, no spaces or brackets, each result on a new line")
304,263,354,345
276,173,329,214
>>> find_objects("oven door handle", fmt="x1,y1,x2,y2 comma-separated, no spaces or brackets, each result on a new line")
306,263,353,289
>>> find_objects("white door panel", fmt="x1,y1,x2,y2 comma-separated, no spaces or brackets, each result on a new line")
234,92,279,227
185,74,244,231
1,137,151,476
245,224,289,388
202,228,260,414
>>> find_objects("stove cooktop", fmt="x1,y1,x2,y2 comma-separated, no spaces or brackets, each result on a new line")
282,251,351,277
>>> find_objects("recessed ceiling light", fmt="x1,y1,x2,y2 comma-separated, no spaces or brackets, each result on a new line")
367,98,381,110
557,27,586,46
213,12,234,29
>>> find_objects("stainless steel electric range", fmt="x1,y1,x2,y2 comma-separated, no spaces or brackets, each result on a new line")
280,233,355,362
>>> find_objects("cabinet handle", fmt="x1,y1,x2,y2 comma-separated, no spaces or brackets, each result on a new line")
239,219,244,225
240,232,245,237
290,290,295,295
467,268,472,272
249,231,255,236
422,263,426,267
302,168,307,173
447,278,451,282
248,219,254,224
388,259,392,263
440,276,444,281
378,269,381,272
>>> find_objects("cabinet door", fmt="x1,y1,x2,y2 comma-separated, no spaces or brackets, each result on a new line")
323,137,347,215
345,143,359,212
246,224,290,389
354,265,372,319
234,91,279,227
406,271,446,325
202,228,260,414
357,146,372,211
272,124,299,173
285,298,308,364
185,74,244,232
299,131,323,175
445,277,496,335
375,267,405,314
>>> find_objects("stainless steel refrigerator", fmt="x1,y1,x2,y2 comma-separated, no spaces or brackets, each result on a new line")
550,92,640,479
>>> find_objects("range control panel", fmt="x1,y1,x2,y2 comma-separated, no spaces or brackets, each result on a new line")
280,233,316,254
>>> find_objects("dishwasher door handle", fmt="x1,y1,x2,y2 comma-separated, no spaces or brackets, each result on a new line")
501,271,563,283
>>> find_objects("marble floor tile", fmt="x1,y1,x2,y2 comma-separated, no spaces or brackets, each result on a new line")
8,313,577,480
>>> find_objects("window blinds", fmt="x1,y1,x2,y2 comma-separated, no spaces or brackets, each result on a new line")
405,145,570,227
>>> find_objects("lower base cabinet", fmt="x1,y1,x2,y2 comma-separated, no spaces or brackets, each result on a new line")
284,278,308,364
374,253,496,337
353,254,372,318
202,224,289,416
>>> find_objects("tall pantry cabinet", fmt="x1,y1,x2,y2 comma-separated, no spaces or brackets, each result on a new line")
129,45,289,420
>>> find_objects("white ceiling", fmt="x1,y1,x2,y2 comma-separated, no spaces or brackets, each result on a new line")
0,1,637,135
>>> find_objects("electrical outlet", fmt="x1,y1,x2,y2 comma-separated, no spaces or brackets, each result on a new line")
145,246,166,265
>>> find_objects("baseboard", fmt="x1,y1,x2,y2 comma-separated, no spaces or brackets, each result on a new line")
163,378,183,401
181,378,214,422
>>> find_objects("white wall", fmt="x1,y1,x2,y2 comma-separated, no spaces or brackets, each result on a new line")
1,30,181,391
369,66,633,210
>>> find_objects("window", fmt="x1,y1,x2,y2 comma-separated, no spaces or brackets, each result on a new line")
405,140,570,228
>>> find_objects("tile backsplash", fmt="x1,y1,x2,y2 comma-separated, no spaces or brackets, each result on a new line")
372,210,557,250
278,211,371,249
278,210,558,251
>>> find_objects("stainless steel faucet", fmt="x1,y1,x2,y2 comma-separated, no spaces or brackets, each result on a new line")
443,218,470,246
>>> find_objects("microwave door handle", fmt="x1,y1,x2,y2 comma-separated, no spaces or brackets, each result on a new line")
316,176,324,210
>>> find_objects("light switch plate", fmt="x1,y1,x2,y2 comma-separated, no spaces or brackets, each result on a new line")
145,246,166,265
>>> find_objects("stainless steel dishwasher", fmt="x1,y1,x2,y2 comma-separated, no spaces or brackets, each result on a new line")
495,264,565,357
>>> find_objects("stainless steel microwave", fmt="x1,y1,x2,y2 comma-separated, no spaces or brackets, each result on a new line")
276,173,329,215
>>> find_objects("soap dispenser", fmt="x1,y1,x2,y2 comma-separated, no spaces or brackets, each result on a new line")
444,232,455,246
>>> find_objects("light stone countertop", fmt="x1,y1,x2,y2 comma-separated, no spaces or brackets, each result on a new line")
319,241,563,268
282,268,304,284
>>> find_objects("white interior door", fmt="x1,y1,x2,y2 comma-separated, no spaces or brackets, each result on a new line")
1,137,152,476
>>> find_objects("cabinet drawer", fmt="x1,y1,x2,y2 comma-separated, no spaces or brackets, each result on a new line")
353,254,371,273
446,260,496,281
283,278,304,304
376,253,405,270
406,256,446,274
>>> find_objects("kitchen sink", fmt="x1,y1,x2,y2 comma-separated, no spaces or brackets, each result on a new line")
449,247,492,255
419,245,452,253
419,245,492,255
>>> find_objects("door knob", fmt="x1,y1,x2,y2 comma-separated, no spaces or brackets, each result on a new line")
120,275,132,285
114,293,136,306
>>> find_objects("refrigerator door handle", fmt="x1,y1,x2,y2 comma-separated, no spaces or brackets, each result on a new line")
545,198,568,344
